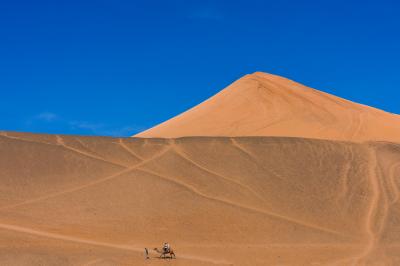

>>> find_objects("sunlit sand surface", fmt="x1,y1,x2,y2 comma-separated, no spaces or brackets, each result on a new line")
1,132,400,265
1,72,400,265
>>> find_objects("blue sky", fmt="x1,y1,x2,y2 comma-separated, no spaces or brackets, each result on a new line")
1,0,399,136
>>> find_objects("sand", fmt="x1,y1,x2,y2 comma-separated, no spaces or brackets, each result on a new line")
0,132,400,265
1,72,400,265
136,72,400,142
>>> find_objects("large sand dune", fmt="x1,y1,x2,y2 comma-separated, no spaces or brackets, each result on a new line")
136,72,400,142
2,72,400,265
1,131,400,265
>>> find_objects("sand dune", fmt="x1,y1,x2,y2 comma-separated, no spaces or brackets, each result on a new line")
1,131,400,265
2,72,400,265
136,72,400,142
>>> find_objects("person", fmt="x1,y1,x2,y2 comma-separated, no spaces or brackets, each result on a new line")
163,242,170,253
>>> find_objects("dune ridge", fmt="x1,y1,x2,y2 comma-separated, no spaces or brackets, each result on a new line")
136,72,400,142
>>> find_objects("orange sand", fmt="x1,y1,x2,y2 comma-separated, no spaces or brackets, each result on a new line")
1,72,400,265
137,72,400,142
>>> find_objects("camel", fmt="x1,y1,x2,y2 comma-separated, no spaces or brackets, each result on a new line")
153,247,176,259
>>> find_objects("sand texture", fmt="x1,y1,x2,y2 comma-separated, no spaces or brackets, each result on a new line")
136,72,400,142
1,132,400,265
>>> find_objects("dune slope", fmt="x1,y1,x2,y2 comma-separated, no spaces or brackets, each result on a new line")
1,131,400,265
136,72,400,142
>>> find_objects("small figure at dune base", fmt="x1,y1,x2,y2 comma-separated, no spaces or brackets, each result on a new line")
154,242,176,259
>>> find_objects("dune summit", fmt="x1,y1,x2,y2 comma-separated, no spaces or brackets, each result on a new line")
136,72,400,142
1,72,400,265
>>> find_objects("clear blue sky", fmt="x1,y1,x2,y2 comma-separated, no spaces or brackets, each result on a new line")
1,0,399,136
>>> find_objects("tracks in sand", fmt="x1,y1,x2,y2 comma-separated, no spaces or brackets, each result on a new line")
351,146,390,265
0,222,231,265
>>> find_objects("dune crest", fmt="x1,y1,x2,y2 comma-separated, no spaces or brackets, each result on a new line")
136,72,400,142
